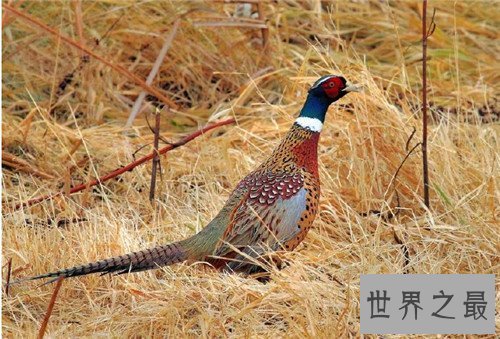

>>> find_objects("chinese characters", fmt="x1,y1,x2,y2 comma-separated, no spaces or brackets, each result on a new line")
367,290,488,320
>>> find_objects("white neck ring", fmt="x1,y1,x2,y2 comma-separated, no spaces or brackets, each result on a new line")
295,117,323,132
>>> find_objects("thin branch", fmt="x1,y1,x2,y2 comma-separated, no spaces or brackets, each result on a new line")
257,2,269,48
145,110,172,146
388,140,423,273
11,118,236,210
426,8,437,38
422,0,434,209
3,3,178,110
98,13,125,45
361,129,422,273
393,230,410,274
391,142,423,197
37,277,64,339
5,258,13,296
405,127,417,151
360,141,421,221
149,108,162,202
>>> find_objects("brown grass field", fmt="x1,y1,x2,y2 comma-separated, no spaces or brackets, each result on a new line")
2,1,499,337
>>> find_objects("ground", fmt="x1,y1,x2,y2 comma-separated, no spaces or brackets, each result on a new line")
2,1,498,337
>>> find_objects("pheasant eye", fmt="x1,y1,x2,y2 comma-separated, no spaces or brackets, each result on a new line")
328,82,335,88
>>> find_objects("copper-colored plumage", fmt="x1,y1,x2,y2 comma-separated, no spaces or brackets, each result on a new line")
17,75,358,284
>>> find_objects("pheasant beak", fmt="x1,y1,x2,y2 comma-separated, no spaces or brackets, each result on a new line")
343,82,363,93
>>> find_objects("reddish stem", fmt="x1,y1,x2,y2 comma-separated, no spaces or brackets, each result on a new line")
37,277,64,339
12,118,236,210
5,258,13,296
2,3,178,109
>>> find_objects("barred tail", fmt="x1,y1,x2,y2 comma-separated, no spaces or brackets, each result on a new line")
23,241,188,284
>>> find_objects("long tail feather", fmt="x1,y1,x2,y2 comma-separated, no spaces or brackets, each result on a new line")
13,241,187,284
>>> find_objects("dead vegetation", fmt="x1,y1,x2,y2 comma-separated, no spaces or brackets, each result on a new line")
2,1,499,337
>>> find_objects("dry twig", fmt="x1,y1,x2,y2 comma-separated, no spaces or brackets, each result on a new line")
37,277,64,339
149,108,163,202
2,3,178,110
5,258,13,296
257,2,269,48
11,118,235,210
421,1,436,209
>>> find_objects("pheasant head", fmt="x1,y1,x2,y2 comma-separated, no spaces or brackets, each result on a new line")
296,75,361,132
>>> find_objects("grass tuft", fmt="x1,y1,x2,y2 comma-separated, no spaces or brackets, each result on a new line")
2,1,499,337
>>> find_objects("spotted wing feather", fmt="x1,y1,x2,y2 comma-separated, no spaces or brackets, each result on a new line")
212,170,307,272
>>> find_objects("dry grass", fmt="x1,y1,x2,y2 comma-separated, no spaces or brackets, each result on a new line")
2,1,499,337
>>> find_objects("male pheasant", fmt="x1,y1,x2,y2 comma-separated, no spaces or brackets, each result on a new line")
22,75,359,283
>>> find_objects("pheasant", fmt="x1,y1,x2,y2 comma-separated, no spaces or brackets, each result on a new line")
20,75,359,283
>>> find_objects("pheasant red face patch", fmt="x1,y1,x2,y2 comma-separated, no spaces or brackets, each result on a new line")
321,77,344,99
